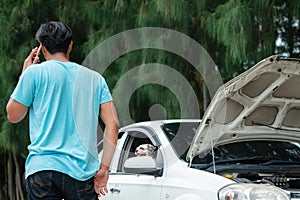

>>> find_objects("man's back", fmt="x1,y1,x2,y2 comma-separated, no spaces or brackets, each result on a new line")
12,60,111,180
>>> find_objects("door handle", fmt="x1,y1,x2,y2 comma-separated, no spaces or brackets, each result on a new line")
110,188,121,193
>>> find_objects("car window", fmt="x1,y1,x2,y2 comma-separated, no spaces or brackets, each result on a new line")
117,130,163,174
162,122,200,161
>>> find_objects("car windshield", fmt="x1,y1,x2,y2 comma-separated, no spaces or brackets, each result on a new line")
192,141,300,167
162,122,300,165
162,122,200,160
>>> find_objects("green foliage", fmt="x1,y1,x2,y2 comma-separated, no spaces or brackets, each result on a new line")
205,0,251,63
0,120,29,155
1,0,300,155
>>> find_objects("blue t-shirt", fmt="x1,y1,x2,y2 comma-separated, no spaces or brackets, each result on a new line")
11,60,112,180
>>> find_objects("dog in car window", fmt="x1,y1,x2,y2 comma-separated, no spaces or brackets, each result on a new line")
135,144,157,158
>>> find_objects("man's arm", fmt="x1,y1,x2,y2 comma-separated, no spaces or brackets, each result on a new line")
6,46,40,123
94,101,119,196
6,99,28,123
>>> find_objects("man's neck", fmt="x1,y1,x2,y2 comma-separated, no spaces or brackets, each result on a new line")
46,52,70,62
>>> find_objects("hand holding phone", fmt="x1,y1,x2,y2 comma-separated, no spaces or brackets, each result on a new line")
22,45,42,73
32,45,42,63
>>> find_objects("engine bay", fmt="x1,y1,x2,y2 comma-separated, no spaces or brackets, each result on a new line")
226,172,300,190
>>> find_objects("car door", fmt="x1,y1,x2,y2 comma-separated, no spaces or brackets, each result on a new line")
101,127,164,200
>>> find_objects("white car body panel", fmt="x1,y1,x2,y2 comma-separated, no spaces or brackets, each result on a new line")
102,175,163,200
160,161,233,199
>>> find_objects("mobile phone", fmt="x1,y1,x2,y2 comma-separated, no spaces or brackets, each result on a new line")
36,45,42,57
33,45,42,62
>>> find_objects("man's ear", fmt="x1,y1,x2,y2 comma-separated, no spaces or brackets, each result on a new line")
67,41,73,53
41,44,49,58
41,44,46,55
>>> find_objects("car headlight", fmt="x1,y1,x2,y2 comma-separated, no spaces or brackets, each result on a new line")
218,183,289,200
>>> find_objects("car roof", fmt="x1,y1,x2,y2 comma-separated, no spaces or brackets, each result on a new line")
119,119,201,131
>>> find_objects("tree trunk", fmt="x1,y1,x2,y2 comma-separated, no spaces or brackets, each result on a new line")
13,155,24,200
0,153,8,200
7,153,15,200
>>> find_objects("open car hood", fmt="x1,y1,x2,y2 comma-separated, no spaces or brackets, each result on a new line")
187,55,300,161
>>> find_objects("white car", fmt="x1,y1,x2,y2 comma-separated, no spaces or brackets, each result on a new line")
99,55,300,199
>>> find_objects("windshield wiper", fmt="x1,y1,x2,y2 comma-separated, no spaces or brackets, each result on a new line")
194,156,270,170
261,160,300,165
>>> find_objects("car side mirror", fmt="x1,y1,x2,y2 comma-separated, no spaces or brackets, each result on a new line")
124,156,162,176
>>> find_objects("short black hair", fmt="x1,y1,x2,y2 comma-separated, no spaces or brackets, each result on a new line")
35,21,72,54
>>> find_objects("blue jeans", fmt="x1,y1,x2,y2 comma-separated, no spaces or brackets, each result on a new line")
26,170,98,200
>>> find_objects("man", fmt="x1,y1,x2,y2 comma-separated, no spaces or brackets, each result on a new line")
6,21,119,199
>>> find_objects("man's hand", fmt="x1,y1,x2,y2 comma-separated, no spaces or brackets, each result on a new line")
94,168,109,197
22,46,40,72
94,101,119,197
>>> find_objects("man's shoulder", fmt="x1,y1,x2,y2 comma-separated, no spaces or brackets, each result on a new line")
23,62,44,74
74,65,107,88
78,65,103,78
